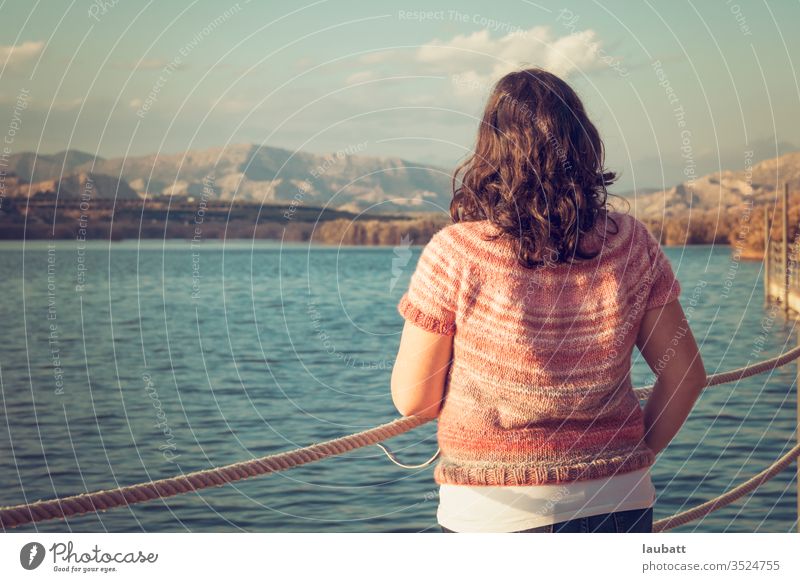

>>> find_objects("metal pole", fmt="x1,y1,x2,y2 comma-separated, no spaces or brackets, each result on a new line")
765,205,771,304
782,183,789,312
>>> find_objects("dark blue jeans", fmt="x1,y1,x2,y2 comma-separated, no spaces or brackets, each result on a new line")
440,506,653,533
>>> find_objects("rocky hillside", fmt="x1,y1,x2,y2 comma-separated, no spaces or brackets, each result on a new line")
4,144,452,212
5,150,97,183
624,151,800,255
4,171,139,200
10,146,799,219
630,151,800,219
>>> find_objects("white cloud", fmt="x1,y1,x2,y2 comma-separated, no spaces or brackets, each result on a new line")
356,26,610,96
417,26,605,93
0,41,44,67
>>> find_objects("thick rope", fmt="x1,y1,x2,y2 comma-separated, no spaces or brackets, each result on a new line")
634,343,800,400
2,343,800,530
652,442,800,532
0,415,429,530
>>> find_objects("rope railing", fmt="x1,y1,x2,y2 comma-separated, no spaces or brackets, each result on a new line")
634,343,800,400
653,442,800,532
2,344,800,531
0,416,430,529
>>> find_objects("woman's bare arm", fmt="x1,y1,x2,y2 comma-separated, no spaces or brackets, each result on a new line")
390,321,454,419
636,298,707,455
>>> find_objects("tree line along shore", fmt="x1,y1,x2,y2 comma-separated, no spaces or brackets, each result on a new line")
0,196,449,245
0,195,789,258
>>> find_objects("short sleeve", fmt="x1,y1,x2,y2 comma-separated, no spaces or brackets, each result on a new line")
397,230,460,335
644,227,681,311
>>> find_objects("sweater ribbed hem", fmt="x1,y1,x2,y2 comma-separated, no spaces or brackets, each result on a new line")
397,293,456,336
433,445,655,486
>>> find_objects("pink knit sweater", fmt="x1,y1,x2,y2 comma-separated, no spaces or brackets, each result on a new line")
397,211,681,486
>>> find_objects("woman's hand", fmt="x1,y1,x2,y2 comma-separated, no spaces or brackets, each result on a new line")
390,321,454,419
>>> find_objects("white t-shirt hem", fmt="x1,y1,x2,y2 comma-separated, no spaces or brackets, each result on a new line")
436,467,657,533
437,498,655,533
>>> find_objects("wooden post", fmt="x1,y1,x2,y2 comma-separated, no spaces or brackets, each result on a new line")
782,183,789,312
765,206,771,304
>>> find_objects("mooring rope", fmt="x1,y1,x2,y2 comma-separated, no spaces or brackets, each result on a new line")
2,343,800,531
634,343,800,400
652,442,800,532
0,415,429,529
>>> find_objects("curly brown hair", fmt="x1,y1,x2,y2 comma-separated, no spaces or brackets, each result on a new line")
450,68,619,268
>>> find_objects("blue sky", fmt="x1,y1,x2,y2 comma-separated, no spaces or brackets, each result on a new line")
1,0,798,191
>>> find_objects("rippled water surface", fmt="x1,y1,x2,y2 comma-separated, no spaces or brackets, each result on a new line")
0,240,797,532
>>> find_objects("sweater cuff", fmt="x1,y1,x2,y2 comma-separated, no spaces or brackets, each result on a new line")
398,293,456,336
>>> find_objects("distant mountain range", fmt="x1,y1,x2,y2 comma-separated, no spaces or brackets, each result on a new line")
2,144,452,213
3,145,799,220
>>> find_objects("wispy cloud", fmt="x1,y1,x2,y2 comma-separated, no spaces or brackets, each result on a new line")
0,41,45,68
214,98,258,114
345,71,375,85
52,98,83,111
114,58,187,71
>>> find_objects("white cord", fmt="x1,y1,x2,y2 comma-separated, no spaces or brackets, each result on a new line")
375,443,441,469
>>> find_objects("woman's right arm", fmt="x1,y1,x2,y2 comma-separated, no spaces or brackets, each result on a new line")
636,298,707,455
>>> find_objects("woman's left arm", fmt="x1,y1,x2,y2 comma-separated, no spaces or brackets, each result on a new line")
390,321,454,419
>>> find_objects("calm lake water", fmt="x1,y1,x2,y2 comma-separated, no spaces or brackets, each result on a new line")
0,240,797,532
